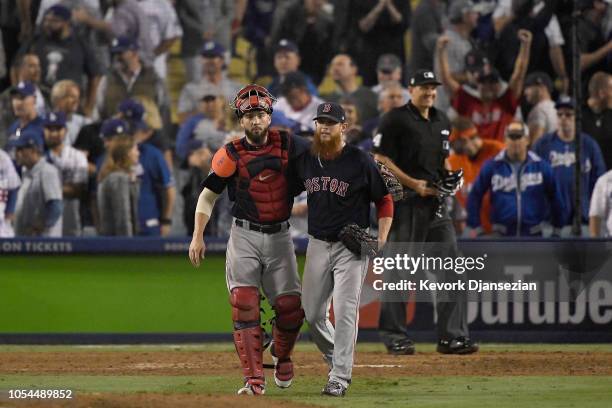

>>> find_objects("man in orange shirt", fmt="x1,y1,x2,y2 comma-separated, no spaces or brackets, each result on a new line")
448,118,504,234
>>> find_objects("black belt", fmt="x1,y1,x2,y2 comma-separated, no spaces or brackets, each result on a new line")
312,234,339,243
235,219,289,234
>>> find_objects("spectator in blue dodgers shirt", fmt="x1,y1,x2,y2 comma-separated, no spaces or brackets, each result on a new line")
97,134,140,236
242,0,278,78
0,148,21,237
43,111,88,237
19,4,102,117
267,39,319,98
95,36,169,124
72,0,156,67
467,121,564,237
274,71,323,135
50,79,92,146
11,130,63,237
6,81,45,150
532,96,606,236
177,41,241,124
175,85,230,163
131,115,175,237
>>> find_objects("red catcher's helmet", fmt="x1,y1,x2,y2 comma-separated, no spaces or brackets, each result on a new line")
231,84,276,118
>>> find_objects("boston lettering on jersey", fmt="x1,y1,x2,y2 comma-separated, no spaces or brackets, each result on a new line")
294,144,387,240
304,177,349,197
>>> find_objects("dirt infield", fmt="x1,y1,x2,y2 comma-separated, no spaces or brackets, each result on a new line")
2,349,612,377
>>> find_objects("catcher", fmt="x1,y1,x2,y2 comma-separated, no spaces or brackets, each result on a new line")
292,102,393,397
188,84,309,395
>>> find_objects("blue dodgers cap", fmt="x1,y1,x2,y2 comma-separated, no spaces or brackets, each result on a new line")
111,36,139,54
186,139,205,156
45,4,71,21
11,129,44,150
119,98,145,120
10,81,36,97
118,99,148,131
313,102,346,123
200,41,225,58
44,111,67,127
555,95,576,110
100,118,129,139
275,38,299,54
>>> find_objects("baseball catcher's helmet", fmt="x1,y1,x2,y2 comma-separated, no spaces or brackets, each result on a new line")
231,84,276,118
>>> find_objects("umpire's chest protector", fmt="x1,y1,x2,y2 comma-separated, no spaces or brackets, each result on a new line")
226,130,291,223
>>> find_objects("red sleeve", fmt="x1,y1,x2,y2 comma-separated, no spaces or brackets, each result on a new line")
451,87,471,115
375,194,394,218
500,88,519,114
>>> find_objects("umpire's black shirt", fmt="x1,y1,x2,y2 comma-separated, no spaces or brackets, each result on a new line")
373,101,451,183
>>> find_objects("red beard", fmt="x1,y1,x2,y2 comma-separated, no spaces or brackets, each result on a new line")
311,129,343,160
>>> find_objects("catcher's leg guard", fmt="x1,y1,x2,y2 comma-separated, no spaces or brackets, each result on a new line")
271,294,305,386
230,287,265,385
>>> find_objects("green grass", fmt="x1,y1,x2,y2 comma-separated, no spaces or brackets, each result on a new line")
0,374,610,408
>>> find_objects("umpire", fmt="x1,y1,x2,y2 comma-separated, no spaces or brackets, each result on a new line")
373,69,478,355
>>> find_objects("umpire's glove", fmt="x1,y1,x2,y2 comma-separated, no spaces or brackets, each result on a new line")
433,169,464,197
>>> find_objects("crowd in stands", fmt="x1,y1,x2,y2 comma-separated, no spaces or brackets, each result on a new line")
1,0,612,239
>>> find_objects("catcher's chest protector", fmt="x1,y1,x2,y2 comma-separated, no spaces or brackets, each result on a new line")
227,130,291,222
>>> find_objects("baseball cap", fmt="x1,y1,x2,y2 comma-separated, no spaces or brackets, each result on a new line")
505,122,528,140
11,129,44,150
377,54,402,73
409,69,442,86
313,102,346,123
478,67,501,83
281,71,309,95
525,71,554,93
100,118,129,139
201,41,225,58
465,49,489,72
44,111,67,128
555,95,576,110
186,139,205,156
119,99,149,131
111,36,139,54
275,39,299,54
450,126,479,142
45,4,71,21
449,0,478,22
10,81,36,98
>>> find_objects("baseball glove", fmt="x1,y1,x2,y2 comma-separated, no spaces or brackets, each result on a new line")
375,160,404,202
433,169,464,197
338,223,379,258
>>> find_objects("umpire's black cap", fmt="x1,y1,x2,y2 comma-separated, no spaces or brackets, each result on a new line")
409,69,442,87
313,102,346,123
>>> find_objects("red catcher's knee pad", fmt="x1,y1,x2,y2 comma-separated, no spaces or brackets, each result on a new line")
273,293,305,331
272,294,304,361
230,286,260,323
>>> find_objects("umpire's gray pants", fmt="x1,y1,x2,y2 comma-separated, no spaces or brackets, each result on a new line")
302,237,368,388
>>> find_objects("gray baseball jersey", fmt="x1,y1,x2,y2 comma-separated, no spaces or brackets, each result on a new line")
0,149,21,237
14,158,63,237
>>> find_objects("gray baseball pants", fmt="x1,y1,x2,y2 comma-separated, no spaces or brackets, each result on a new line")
301,236,368,388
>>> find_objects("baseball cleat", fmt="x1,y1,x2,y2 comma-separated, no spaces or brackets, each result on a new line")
272,354,293,388
321,380,347,397
237,378,266,395
437,337,479,355
386,338,416,355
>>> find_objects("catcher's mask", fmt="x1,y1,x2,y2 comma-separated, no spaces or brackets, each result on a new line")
231,84,276,119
